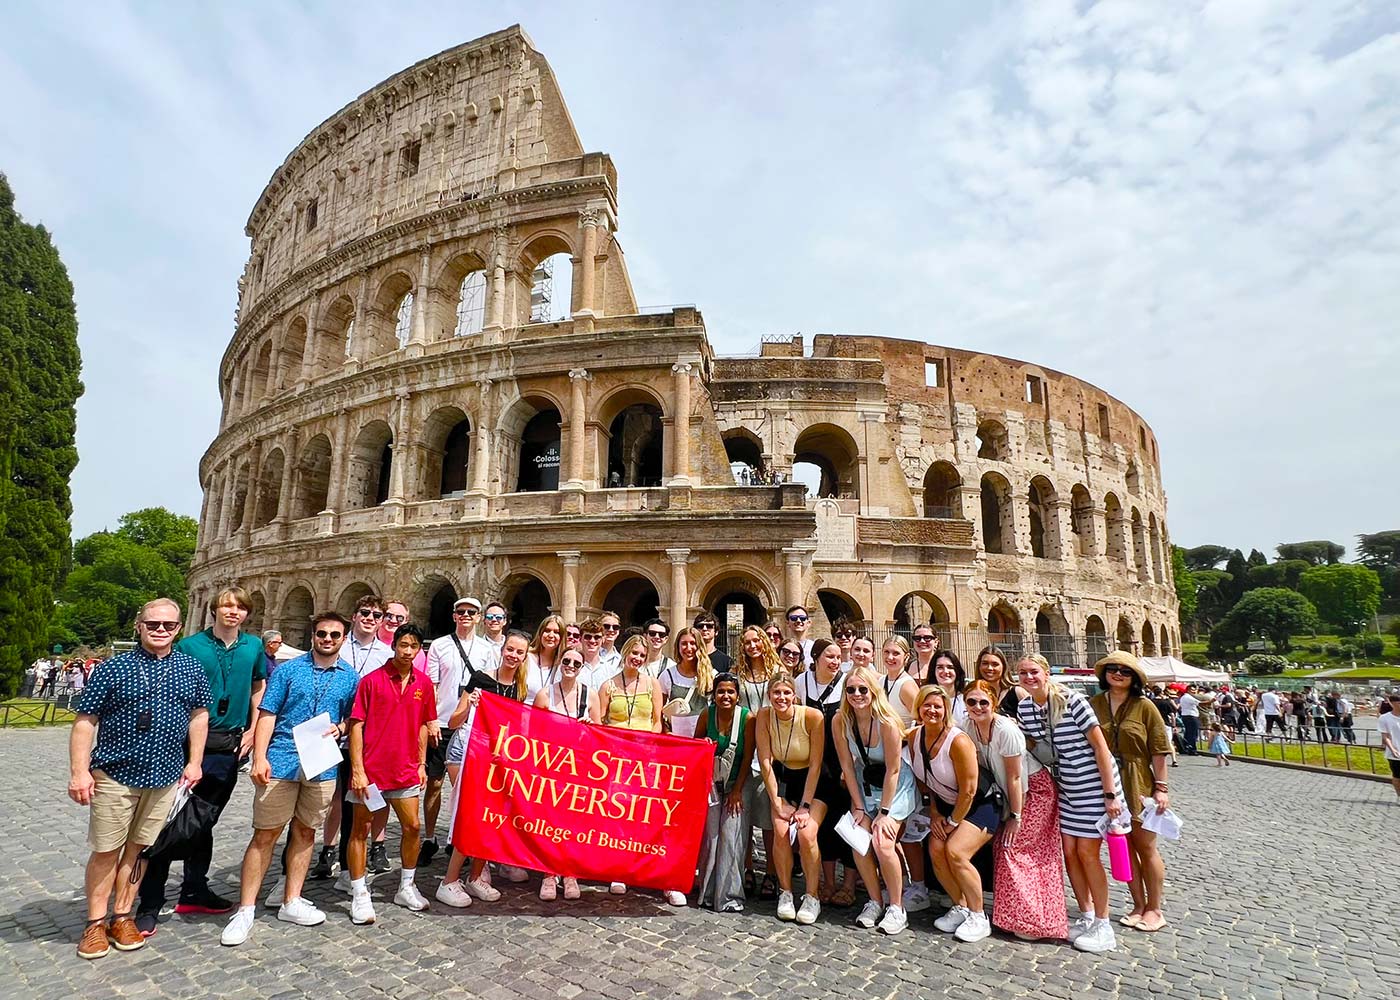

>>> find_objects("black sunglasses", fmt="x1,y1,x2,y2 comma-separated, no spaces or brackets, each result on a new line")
845,685,870,695
314,629,344,640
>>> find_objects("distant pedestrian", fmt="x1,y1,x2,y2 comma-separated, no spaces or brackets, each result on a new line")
1177,686,1200,754
1337,694,1355,744
1208,724,1231,767
1259,688,1286,736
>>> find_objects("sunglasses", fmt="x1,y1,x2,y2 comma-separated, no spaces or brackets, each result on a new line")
964,698,992,708
566,631,582,639
845,685,871,696
602,623,621,631
356,609,384,620
788,614,808,623
384,613,408,623
561,657,584,668
779,649,803,658
646,630,668,639
1104,665,1135,677
582,633,602,641
454,608,478,616
914,635,936,642
484,613,505,622
765,631,782,641
314,629,344,640
141,621,181,633
834,631,854,639
696,622,716,630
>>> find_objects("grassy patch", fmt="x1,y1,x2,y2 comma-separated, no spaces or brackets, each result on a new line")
1185,632,1400,671
0,698,75,727
1229,736,1392,776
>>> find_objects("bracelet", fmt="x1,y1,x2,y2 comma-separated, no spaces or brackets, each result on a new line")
799,801,811,810
1153,782,1169,791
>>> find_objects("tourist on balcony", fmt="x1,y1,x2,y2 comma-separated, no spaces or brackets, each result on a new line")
961,679,1067,942
756,671,827,925
785,605,814,666
974,645,1022,717
1090,651,1171,934
640,617,675,677
736,625,781,898
834,666,917,935
693,673,754,912
1017,653,1123,953
796,639,856,908
908,626,941,682
878,636,917,725
932,650,969,728
524,615,566,701
531,647,600,902
660,627,712,738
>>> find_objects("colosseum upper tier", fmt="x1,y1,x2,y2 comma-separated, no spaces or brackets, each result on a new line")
188,25,1179,665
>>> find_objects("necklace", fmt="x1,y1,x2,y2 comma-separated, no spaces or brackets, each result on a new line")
773,707,799,763
619,671,641,722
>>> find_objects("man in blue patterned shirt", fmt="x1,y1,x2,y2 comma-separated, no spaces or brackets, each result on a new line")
221,611,359,946
68,598,210,961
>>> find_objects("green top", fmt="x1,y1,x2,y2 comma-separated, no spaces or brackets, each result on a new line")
177,629,267,730
705,705,749,790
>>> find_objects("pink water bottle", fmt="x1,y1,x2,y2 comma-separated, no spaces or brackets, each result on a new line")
1106,818,1133,883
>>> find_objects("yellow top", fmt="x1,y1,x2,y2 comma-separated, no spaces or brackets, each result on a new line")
768,708,811,768
606,681,654,731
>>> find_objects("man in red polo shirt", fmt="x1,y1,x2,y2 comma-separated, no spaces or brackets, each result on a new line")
346,623,435,924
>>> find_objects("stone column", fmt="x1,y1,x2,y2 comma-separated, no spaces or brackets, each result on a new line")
558,551,582,623
408,244,432,351
216,464,237,538
300,298,321,387
1052,498,1075,563
667,549,691,630
326,411,351,513
225,371,242,428
239,439,263,544
196,480,212,547
470,380,493,495
266,340,282,400
565,368,590,489
485,226,508,333
960,485,984,550
386,392,410,515
575,210,599,316
783,549,804,610
349,269,372,365
669,363,693,485
1091,505,1108,560
275,428,298,524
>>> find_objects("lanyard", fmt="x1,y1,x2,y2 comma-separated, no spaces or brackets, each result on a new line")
310,662,338,717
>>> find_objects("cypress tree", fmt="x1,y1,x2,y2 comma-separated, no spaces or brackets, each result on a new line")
0,173,83,696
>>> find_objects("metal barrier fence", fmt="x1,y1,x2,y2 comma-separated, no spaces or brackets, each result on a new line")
1197,728,1392,776
0,698,74,727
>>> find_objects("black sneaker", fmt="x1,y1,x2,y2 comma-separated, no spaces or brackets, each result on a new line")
418,840,439,867
134,911,159,938
369,842,392,874
174,886,234,915
310,845,339,880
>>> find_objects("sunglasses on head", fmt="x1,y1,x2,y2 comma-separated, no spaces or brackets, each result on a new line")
845,685,870,695
314,629,344,640
356,609,384,619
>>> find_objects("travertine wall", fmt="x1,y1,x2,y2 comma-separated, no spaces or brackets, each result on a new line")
189,26,1178,666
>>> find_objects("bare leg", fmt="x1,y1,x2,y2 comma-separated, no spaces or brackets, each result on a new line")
1062,832,1092,913
84,849,120,921
795,802,826,897
284,819,317,901
237,827,285,908
1129,824,1166,929
322,794,341,848
1069,836,1110,918
389,797,422,869
925,839,959,906
944,825,991,913
423,778,444,842
770,810,796,892
347,805,375,879
874,832,904,909
371,808,389,844
111,841,146,916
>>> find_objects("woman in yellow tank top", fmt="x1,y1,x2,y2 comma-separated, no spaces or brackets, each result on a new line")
600,635,663,731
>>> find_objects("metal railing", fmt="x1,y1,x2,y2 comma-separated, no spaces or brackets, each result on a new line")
0,699,74,727
1191,727,1391,776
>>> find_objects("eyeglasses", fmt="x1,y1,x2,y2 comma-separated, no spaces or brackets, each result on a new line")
141,621,181,633
384,613,408,623
484,613,505,622
314,629,344,640
565,631,582,640
913,635,936,642
453,608,478,617
646,630,668,639
602,623,620,632
788,614,808,623
356,609,384,620
845,685,870,696
765,631,782,641
582,633,602,642
561,658,584,669
964,698,992,708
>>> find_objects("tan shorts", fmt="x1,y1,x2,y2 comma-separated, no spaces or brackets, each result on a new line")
252,778,337,831
87,770,177,853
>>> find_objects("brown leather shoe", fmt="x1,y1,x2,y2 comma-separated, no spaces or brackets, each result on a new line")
107,915,145,952
77,920,109,960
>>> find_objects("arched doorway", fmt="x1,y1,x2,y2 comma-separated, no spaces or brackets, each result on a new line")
1035,606,1073,669
516,406,562,492
607,404,663,487
705,575,773,655
347,421,393,509
986,602,1023,659
293,434,332,519
599,575,661,628
1028,476,1059,559
922,462,961,518
792,423,859,499
1141,620,1157,656
419,406,471,500
247,591,267,635
1085,615,1109,664
980,472,1014,555
501,575,553,634
817,589,864,633
1071,484,1095,557
1116,616,1135,652
277,586,315,648
336,581,376,620
724,430,766,485
894,591,951,644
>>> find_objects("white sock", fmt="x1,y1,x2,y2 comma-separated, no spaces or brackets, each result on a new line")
351,876,367,894
400,868,416,888
237,904,255,916
1081,909,1094,923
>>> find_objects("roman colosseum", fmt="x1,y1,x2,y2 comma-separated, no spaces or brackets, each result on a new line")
187,25,1179,667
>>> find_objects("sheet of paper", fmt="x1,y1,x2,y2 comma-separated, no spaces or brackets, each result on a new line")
362,782,386,811
1138,796,1183,840
164,783,192,823
292,712,342,779
835,810,872,856
669,714,698,738
788,819,799,845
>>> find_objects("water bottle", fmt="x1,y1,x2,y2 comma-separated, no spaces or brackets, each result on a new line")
1105,808,1133,883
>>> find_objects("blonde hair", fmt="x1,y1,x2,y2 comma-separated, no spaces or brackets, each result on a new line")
1018,652,1068,729
673,626,713,696
529,614,565,667
618,634,650,672
840,665,902,735
882,635,911,671
739,625,780,682
766,670,797,697
913,683,950,723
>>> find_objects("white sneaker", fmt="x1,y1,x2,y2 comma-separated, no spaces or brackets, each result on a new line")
350,890,376,925
855,900,883,929
266,877,286,907
903,884,931,913
796,894,820,925
435,880,472,908
220,907,255,946
394,884,430,912
954,910,991,942
934,905,970,933
504,865,530,883
664,890,687,907
1066,911,1096,942
1072,918,1117,953
276,897,326,927
540,877,558,901
609,882,627,895
776,890,797,921
464,877,501,902
562,877,581,900
878,905,908,936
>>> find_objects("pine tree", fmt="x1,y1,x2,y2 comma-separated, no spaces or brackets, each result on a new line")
0,173,83,696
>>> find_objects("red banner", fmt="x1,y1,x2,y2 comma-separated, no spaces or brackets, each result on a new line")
452,693,715,891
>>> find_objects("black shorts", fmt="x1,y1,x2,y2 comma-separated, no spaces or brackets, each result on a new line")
933,793,1001,834
425,728,455,780
1389,759,1400,780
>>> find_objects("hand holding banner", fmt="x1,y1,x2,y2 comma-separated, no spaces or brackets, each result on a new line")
452,693,714,891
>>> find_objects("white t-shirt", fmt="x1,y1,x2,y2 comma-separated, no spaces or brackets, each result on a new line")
1378,712,1400,761
1178,692,1200,718
426,631,497,726
1260,691,1280,715
795,667,847,709
344,634,393,678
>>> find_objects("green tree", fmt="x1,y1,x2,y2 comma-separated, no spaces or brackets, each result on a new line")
1246,559,1310,592
1356,531,1400,569
0,173,83,697
1297,564,1382,636
1241,653,1290,675
1184,545,1232,571
1191,569,1235,633
1171,546,1197,632
1210,588,1318,654
1276,540,1345,565
115,507,198,576
1224,550,1249,602
1246,548,1268,569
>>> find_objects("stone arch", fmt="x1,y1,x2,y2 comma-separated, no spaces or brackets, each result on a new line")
701,571,776,649
986,601,1024,659
517,232,577,325
336,580,381,620
1148,512,1165,584
817,588,866,632
1028,475,1060,559
1070,484,1095,557
597,384,667,488
417,405,472,500
293,433,332,519
279,315,307,390
497,571,555,633
792,422,860,499
411,571,460,639
252,339,274,404
723,428,767,484
247,589,267,635
322,294,356,364
1104,492,1127,563
253,447,285,528
366,270,415,357
1035,604,1074,668
1131,507,1149,580
591,567,663,628
979,471,1015,555
435,248,489,340
277,584,316,647
1160,623,1170,656
976,419,1009,461
1085,614,1109,663
1125,460,1141,496
922,461,962,518
1141,619,1157,656
347,420,393,510
895,591,951,640
500,394,563,493
1116,615,1135,652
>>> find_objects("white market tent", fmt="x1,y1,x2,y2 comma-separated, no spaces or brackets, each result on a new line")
1137,656,1230,685
274,642,305,662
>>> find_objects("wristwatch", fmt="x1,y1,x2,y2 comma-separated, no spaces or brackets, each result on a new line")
800,801,811,810
1008,812,1022,821
878,807,891,816
946,818,960,828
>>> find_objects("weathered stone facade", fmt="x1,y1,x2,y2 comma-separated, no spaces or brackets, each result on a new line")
188,25,1178,665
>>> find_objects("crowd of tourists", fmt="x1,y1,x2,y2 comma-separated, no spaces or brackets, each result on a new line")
79,588,1400,962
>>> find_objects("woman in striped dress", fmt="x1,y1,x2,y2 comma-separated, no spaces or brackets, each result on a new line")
1016,654,1124,954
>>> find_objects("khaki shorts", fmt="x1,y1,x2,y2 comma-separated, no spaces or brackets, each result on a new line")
252,778,337,831
87,770,177,853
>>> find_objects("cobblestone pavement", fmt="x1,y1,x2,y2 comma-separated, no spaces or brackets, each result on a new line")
3,727,1397,1000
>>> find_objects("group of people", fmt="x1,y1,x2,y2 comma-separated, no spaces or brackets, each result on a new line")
25,656,96,697
67,591,1176,960
1157,682,1361,751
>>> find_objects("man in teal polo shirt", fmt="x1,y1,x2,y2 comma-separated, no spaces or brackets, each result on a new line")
136,586,266,934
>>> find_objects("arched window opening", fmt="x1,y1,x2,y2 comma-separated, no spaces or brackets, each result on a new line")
454,271,486,337
516,408,562,492
501,575,553,634
976,420,1008,461
1028,476,1060,560
428,580,458,639
922,462,962,518
1116,617,1135,652
441,420,472,496
1148,513,1165,584
253,448,285,528
393,293,414,349
530,253,573,323
980,473,1014,555
724,431,767,486
293,434,332,519
1159,624,1170,656
1071,484,1094,557
277,586,315,648
347,421,393,510
337,582,375,621
793,424,860,499
1131,509,1149,582
1141,621,1157,656
1035,607,1074,669
817,589,865,634
280,318,307,391
986,603,1023,659
247,591,267,635
252,340,274,404
1085,615,1109,664
228,465,251,536
895,592,951,646
600,576,660,628
706,576,774,654
418,407,471,501
1125,461,1141,496
1104,493,1127,563
607,404,663,488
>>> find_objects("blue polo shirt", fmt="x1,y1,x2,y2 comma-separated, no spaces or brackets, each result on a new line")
258,652,359,781
177,628,267,731
76,646,211,788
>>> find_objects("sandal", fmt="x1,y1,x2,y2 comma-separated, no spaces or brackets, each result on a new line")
1135,913,1168,932
830,885,856,908
742,869,757,895
757,874,778,900
1119,912,1143,927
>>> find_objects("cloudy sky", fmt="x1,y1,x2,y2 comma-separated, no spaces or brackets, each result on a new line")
2,0,1396,556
